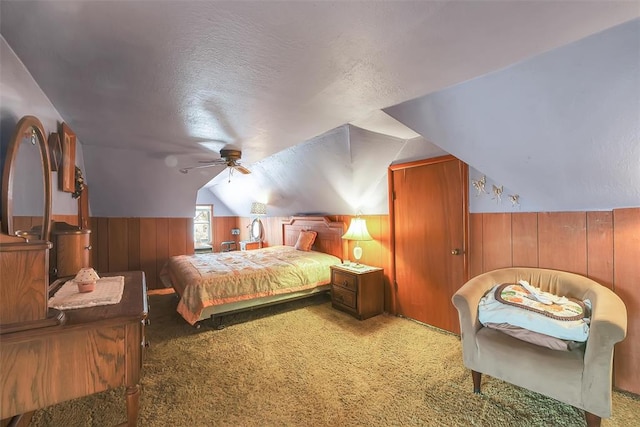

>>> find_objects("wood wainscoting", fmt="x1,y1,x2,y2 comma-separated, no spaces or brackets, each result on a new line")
469,208,640,395
14,209,640,394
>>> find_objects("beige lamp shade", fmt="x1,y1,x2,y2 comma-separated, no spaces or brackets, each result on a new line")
250,202,267,215
342,218,373,263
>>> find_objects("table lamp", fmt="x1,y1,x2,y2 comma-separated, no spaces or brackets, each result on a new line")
342,217,373,265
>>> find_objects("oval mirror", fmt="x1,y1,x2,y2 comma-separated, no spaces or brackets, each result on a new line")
250,218,264,242
1,116,52,242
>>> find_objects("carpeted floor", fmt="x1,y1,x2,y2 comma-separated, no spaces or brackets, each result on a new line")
30,293,640,426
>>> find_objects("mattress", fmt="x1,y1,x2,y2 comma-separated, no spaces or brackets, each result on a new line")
161,245,341,325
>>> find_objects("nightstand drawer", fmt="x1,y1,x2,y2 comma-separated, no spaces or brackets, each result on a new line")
332,286,356,309
332,270,357,291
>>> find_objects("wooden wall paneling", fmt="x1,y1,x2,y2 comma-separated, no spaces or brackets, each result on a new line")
469,213,483,278
186,217,194,255
155,218,169,288
586,211,614,289
96,217,110,274
481,213,512,272
211,217,237,253
263,216,288,247
511,212,539,268
51,214,78,226
538,212,587,275
89,217,98,268
239,217,252,242
359,215,392,312
139,219,157,289
107,218,129,273
168,218,187,258
127,218,141,271
612,207,640,394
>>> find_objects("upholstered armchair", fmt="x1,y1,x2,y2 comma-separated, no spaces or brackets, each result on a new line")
452,267,627,427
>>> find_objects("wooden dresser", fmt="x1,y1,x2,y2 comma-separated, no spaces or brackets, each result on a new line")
0,270,148,426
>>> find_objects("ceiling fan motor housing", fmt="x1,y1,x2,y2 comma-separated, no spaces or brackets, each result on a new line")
220,149,242,161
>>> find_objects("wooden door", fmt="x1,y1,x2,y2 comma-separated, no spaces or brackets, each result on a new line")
389,155,468,334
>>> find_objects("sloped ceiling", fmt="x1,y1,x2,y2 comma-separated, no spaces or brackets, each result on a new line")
386,19,640,212
1,2,638,217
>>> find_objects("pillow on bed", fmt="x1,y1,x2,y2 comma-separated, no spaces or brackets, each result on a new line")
294,230,317,251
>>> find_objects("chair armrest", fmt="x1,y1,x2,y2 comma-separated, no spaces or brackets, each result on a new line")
451,273,504,369
584,288,627,360
581,287,627,416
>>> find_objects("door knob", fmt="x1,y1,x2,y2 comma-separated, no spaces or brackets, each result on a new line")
451,249,461,255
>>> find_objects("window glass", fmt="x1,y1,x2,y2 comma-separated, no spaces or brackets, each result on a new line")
194,205,213,249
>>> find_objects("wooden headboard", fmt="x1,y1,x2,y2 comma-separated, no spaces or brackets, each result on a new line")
282,216,345,260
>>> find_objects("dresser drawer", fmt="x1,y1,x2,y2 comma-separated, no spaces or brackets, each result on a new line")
332,286,356,309
332,270,357,291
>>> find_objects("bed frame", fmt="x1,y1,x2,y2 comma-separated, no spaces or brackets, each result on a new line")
195,216,346,328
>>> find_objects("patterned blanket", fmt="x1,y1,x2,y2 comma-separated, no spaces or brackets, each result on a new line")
161,246,341,325
494,283,587,321
478,281,590,342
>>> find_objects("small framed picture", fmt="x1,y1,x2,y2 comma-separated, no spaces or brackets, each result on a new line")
48,132,62,172
59,123,76,192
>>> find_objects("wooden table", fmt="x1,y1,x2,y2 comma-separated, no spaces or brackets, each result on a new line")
0,271,148,426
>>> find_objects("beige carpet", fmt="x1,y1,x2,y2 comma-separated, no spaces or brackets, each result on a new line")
30,293,640,426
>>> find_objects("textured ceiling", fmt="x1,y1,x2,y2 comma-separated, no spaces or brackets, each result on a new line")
2,0,637,174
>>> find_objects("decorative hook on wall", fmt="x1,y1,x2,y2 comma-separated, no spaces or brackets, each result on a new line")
508,194,520,208
492,185,503,203
472,175,487,196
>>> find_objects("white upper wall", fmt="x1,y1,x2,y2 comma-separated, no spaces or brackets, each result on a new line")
1,37,82,216
200,125,446,216
386,19,640,213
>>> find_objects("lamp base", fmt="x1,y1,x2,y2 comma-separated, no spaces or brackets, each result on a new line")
353,246,363,263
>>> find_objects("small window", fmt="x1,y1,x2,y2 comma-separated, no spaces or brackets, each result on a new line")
194,205,213,250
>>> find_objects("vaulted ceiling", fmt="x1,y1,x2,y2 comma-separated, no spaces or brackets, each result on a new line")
1,1,638,216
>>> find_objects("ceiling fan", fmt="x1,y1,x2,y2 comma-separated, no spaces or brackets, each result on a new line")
179,149,251,175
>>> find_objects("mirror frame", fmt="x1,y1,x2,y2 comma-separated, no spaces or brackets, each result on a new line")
1,115,52,242
250,218,264,242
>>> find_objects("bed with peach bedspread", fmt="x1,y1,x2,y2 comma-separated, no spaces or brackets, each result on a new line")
161,217,345,326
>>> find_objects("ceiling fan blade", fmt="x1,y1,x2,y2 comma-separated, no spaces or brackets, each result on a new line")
234,165,251,175
179,163,223,174
198,159,225,164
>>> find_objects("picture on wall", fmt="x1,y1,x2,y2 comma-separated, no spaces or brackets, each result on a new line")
59,122,76,192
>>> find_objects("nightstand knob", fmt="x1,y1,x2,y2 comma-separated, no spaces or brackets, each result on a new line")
342,280,349,286
451,248,461,255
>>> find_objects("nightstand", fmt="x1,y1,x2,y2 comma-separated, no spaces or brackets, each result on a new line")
330,264,384,320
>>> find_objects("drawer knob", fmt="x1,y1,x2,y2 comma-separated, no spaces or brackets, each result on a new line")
342,280,349,286
85,245,92,250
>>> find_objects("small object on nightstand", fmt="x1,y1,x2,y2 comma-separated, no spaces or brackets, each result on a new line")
330,264,384,320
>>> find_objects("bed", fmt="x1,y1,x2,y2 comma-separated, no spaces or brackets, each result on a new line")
160,216,345,327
